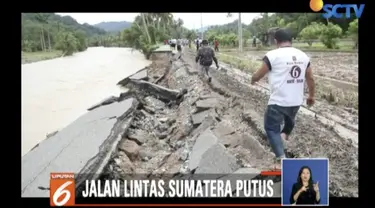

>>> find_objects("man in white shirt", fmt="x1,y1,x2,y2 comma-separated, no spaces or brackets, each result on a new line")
250,29,316,169
170,39,177,50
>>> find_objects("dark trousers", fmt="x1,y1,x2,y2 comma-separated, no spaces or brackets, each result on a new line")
199,65,210,78
214,46,219,51
264,105,300,158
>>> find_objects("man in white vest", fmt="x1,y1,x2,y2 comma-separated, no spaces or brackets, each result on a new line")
250,29,316,169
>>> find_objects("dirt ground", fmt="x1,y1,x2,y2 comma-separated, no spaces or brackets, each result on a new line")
100,48,358,198
222,50,358,84
218,50,358,112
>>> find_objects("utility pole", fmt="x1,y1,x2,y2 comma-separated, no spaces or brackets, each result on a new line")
201,13,204,39
238,13,243,52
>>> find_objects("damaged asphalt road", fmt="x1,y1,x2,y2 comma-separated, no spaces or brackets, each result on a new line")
21,48,358,198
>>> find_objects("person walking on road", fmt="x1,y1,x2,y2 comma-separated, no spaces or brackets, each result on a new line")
170,39,177,50
214,39,219,52
250,29,316,170
252,36,257,47
177,39,182,52
196,39,200,51
195,40,219,83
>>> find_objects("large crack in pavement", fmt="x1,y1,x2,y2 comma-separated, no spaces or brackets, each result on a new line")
21,48,358,198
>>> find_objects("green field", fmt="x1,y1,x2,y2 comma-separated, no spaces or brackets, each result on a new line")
22,50,63,64
219,39,356,53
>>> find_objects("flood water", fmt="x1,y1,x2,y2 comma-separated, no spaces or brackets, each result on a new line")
21,47,151,156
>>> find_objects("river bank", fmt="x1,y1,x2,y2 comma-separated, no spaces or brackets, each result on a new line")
22,47,358,198
21,47,151,156
22,50,63,64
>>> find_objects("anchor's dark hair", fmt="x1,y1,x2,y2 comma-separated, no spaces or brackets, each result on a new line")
297,166,314,186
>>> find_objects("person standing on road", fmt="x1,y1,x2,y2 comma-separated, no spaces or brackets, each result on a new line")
250,29,316,169
177,39,182,52
195,40,219,83
196,39,200,51
170,39,177,50
214,39,219,52
252,36,257,47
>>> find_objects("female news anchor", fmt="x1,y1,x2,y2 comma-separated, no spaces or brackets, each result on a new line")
290,166,320,205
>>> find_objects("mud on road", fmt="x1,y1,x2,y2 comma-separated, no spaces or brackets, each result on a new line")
99,49,358,197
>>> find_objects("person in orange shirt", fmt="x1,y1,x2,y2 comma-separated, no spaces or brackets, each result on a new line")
214,39,219,52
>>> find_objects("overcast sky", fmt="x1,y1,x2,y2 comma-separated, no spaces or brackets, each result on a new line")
56,13,261,29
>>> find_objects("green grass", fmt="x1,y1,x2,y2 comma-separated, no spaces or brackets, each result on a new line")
22,50,63,64
219,39,357,53
292,39,355,51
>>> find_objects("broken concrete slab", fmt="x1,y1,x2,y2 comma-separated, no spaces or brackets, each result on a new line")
212,120,235,137
46,130,58,139
144,96,166,110
175,67,187,79
127,129,150,145
242,134,269,158
21,98,137,197
200,93,220,99
218,133,243,148
117,68,149,86
126,80,186,102
153,45,172,53
130,69,148,80
112,152,135,180
188,129,219,171
195,98,220,111
154,150,183,175
192,109,218,125
190,116,217,136
195,143,240,174
139,147,155,161
118,139,140,161
158,117,169,123
242,110,266,137
87,96,119,111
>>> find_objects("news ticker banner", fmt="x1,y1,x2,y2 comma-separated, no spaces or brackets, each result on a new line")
49,158,329,206
50,171,281,206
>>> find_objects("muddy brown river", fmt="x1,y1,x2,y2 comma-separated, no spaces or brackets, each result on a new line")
21,47,151,156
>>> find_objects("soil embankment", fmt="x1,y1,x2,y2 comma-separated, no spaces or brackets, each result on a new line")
21,47,358,198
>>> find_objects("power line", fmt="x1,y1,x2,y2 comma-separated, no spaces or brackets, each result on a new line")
200,13,203,39
238,13,243,52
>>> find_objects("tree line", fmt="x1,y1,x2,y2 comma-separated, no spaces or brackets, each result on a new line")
204,13,358,49
93,13,197,58
22,13,198,59
22,13,106,55
22,13,359,59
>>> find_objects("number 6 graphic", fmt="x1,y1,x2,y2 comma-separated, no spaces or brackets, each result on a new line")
290,66,302,78
52,181,73,206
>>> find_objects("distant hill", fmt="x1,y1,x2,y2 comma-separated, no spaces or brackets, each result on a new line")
22,13,107,37
94,21,132,32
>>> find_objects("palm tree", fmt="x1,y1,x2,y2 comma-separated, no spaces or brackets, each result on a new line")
34,13,47,51
159,13,173,32
141,13,152,44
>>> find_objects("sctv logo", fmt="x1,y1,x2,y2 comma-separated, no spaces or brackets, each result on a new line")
310,0,365,18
